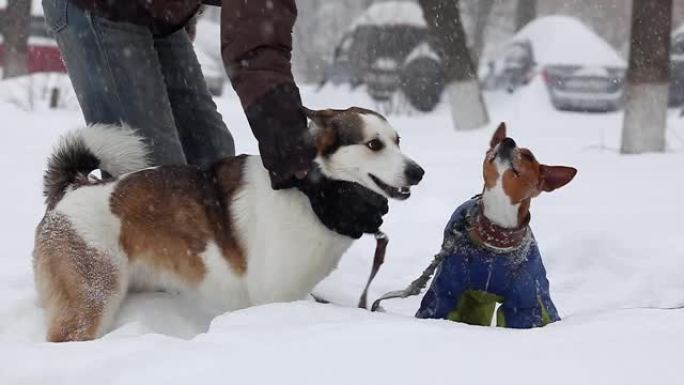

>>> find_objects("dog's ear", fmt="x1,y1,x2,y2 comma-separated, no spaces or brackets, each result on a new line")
539,165,577,192
490,122,507,148
301,107,338,129
302,107,340,155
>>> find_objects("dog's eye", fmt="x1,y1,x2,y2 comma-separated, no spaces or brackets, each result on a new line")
366,139,384,152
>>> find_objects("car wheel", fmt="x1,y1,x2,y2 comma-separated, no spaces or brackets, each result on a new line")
400,57,445,112
668,82,684,107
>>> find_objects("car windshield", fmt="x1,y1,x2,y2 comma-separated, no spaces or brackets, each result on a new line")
504,44,529,65
348,25,427,63
29,16,51,38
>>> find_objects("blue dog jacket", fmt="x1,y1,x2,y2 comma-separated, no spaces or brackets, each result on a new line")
416,197,560,328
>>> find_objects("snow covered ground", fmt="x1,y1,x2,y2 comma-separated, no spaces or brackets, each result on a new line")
1,78,684,384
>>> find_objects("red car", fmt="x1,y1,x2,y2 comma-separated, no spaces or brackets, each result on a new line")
0,12,66,74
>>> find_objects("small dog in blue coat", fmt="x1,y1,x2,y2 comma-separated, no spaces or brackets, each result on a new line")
416,123,576,328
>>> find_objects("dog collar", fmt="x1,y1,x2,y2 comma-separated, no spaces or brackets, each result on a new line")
467,201,530,253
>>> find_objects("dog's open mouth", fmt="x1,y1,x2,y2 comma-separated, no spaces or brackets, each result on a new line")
369,174,411,200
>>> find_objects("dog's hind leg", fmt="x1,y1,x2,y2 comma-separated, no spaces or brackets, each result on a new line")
37,252,125,342
34,214,126,342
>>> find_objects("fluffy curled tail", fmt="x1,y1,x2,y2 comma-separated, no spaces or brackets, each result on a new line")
43,124,149,209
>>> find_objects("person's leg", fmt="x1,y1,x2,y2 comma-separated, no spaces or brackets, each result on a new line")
42,0,187,167
154,28,235,169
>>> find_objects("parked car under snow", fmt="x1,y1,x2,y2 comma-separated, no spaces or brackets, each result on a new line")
322,1,445,112
483,16,626,112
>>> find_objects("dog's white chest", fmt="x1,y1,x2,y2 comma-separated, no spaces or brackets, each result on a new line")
233,157,353,305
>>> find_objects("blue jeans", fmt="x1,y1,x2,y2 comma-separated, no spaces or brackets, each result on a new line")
42,0,235,169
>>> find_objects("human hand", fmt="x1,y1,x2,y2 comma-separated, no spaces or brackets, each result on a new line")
245,83,316,189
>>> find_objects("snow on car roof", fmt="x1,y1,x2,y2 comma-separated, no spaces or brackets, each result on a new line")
510,15,626,68
348,1,425,30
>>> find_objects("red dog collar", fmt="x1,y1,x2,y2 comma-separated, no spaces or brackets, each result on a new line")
467,201,530,253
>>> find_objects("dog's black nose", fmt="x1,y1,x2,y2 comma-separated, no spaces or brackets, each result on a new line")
497,137,516,159
405,162,425,185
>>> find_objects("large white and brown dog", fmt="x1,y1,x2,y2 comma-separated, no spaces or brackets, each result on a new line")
33,107,423,342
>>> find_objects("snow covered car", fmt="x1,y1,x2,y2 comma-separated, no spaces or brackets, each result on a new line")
669,25,684,106
322,1,445,112
0,8,66,75
482,40,534,92
194,7,227,97
483,16,626,112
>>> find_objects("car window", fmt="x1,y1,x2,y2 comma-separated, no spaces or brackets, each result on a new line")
341,36,353,52
503,42,532,66
336,35,354,59
30,16,52,38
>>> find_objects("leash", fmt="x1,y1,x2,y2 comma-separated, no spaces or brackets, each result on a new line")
317,224,462,311
310,231,391,308
370,252,444,312
358,231,389,309
369,225,463,312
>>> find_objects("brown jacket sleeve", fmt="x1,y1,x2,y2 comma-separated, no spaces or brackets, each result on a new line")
221,0,297,108
220,0,315,189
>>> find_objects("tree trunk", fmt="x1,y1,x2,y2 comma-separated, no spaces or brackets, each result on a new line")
515,0,536,32
472,0,494,65
419,0,488,130
621,0,671,154
2,0,32,79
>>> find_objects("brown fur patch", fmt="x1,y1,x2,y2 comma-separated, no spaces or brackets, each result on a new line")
517,199,531,224
34,213,119,342
206,156,249,274
483,155,499,189
501,148,544,204
490,122,507,148
501,169,539,203
304,107,380,156
315,125,338,155
110,156,247,284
